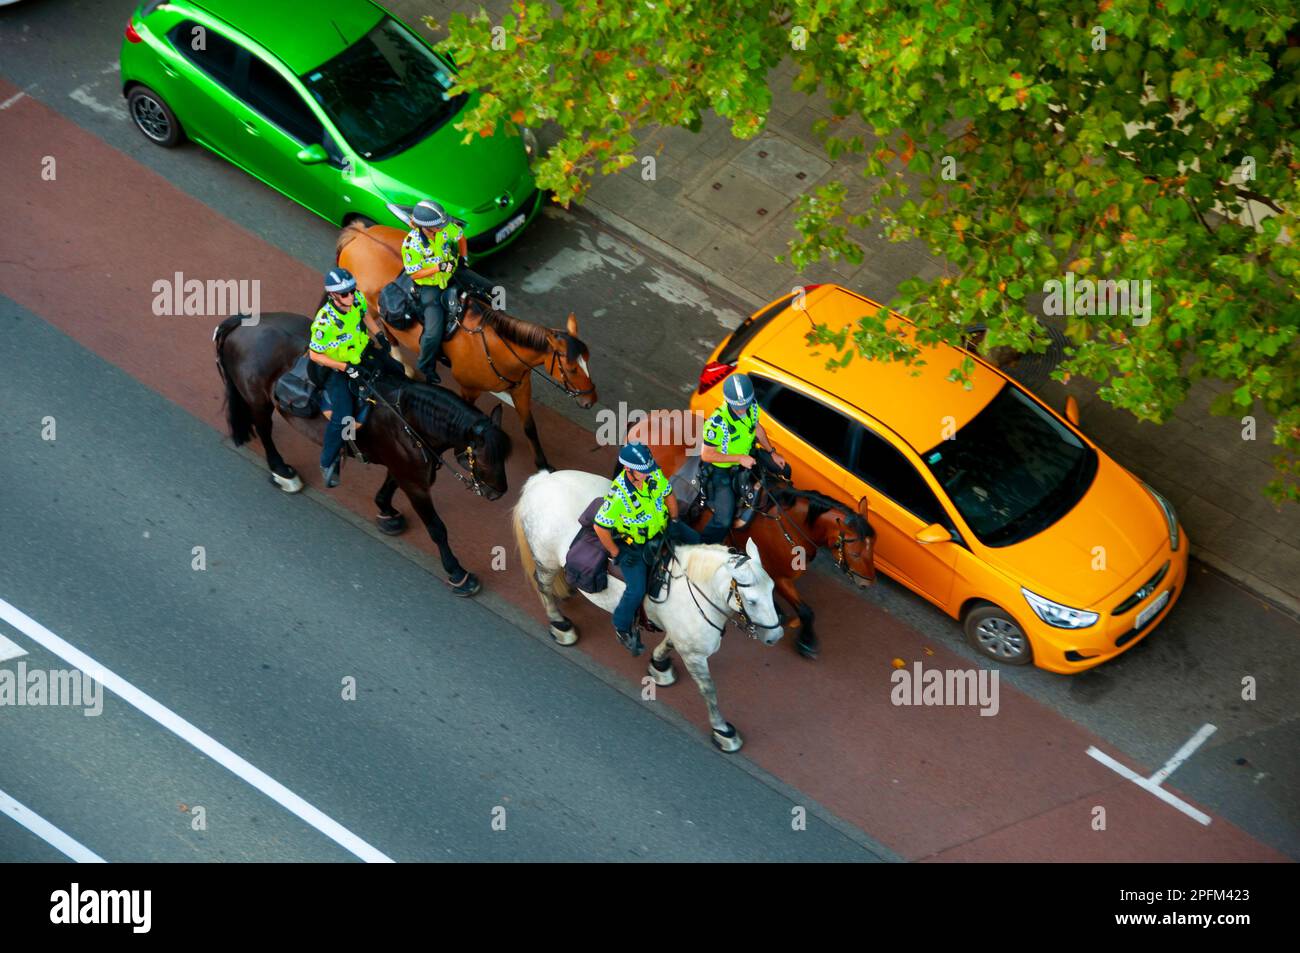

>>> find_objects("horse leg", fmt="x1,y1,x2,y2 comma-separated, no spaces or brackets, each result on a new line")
374,473,406,535
533,564,578,645
775,576,818,660
253,404,302,493
402,482,479,596
513,377,552,472
647,636,676,686
680,652,741,753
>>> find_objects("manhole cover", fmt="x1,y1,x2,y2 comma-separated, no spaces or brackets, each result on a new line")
962,319,1068,392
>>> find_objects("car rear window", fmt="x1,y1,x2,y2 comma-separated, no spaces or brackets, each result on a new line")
170,21,243,92
718,293,796,365
752,376,854,468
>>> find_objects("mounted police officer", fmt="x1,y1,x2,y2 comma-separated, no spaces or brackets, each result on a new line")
401,198,496,384
308,267,394,488
698,372,789,543
593,442,702,656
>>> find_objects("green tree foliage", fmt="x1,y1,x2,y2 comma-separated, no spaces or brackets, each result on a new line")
432,0,1299,500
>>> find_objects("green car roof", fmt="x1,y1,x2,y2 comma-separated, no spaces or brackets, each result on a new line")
190,0,385,75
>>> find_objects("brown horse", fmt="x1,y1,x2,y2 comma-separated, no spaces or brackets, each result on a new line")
335,222,597,471
628,410,876,659
213,313,513,596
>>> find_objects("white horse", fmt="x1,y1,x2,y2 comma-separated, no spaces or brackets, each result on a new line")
512,469,783,752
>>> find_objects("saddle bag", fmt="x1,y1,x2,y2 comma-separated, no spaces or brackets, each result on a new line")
564,497,610,594
274,353,321,418
378,273,418,331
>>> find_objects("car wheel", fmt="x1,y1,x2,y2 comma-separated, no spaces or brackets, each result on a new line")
343,213,376,228
127,86,183,147
963,603,1033,666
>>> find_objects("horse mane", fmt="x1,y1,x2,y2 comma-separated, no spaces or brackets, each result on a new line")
680,544,735,587
774,487,875,538
378,378,513,463
336,221,400,261
470,299,589,360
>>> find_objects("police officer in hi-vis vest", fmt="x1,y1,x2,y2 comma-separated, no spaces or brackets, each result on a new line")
699,372,789,543
308,268,401,488
593,443,702,656
401,199,496,384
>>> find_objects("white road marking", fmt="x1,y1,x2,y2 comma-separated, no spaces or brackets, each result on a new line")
0,632,26,662
0,788,106,863
0,92,27,110
69,86,128,120
0,597,394,863
1149,723,1217,786
491,390,515,408
1086,726,1217,826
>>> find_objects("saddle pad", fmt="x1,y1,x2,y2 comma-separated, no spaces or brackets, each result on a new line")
670,455,706,511
563,497,609,594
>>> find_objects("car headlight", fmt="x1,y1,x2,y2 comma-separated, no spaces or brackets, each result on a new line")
1142,482,1180,551
1021,588,1099,629
522,127,539,158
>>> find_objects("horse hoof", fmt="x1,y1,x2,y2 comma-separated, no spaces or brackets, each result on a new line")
270,470,303,493
647,655,676,687
375,513,406,536
548,618,578,645
795,637,820,660
711,723,743,753
448,572,481,597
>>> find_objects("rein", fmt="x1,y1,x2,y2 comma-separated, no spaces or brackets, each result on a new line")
668,553,781,639
748,473,872,582
463,300,594,400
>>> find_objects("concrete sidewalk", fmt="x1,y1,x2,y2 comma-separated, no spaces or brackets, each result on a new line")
572,61,1300,616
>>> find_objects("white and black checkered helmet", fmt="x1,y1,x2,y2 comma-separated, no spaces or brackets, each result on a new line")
411,199,449,228
722,372,755,410
324,267,356,294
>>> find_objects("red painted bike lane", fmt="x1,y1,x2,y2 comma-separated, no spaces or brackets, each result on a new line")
0,79,1285,861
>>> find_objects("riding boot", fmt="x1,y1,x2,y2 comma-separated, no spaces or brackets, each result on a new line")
615,625,644,657
321,459,341,488
416,287,448,383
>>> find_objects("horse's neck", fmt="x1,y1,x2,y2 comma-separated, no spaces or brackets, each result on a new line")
470,306,547,365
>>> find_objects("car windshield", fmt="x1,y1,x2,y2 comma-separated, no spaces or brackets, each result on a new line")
300,16,464,161
921,384,1097,547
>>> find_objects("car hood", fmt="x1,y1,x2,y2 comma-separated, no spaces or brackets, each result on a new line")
977,453,1168,609
368,105,531,219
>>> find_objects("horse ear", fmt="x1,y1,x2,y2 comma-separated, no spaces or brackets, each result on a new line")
490,403,504,427
744,536,760,562
566,312,578,337
857,496,870,516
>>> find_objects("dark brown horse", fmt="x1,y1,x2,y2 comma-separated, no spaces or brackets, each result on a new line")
213,312,513,596
335,222,597,470
628,411,876,658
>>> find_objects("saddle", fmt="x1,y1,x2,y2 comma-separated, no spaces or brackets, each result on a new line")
378,271,467,342
563,497,672,617
273,354,374,430
673,458,770,530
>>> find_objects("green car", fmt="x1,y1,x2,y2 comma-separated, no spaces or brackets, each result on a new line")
120,0,542,257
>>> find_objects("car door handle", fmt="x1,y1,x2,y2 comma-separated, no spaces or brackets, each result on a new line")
242,120,260,136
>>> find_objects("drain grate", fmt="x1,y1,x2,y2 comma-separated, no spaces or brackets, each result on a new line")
962,319,1069,392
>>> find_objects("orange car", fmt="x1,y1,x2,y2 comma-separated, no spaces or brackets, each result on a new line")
690,284,1188,673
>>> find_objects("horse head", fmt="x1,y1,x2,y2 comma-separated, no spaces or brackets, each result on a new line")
544,314,597,409
462,403,512,501
727,537,783,645
824,499,877,588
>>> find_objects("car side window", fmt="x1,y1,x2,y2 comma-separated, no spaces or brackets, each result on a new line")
850,423,949,526
170,21,243,92
244,55,324,145
752,377,853,468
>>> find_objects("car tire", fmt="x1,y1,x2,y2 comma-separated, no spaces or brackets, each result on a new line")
127,86,184,148
963,603,1034,666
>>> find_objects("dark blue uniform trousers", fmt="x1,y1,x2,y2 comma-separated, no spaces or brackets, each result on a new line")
612,521,703,632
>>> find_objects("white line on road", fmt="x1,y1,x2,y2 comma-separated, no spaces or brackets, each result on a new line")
0,597,394,863
0,92,27,110
1087,737,1214,826
0,632,27,662
1149,723,1217,786
0,788,106,863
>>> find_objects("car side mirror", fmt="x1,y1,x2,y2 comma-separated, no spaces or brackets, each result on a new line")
296,143,329,165
915,523,952,545
1065,395,1080,426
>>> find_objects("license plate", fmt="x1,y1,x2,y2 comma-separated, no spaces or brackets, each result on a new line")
494,212,526,245
1136,589,1171,629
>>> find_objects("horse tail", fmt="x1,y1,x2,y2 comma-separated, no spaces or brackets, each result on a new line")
335,220,368,257
512,495,572,599
213,316,254,446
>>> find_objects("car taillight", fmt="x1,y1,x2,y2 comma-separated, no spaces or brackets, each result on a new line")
125,20,143,43
697,360,735,394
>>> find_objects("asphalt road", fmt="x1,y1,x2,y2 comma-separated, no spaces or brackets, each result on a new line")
1,0,1297,861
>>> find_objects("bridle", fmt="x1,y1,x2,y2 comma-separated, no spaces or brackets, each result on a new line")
460,296,595,401
355,369,495,497
752,472,873,584
670,552,782,639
